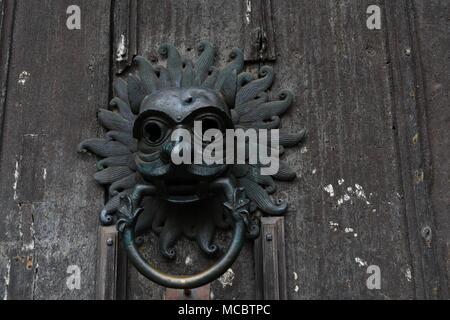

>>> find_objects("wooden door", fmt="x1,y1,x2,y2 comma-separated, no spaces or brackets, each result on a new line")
0,0,448,300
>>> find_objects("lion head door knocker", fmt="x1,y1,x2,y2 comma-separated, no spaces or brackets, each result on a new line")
78,41,305,289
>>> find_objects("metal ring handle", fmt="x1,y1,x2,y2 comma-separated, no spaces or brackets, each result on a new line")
117,179,248,289
122,217,245,289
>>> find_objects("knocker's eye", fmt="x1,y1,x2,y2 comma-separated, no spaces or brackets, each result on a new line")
195,115,225,139
143,120,169,145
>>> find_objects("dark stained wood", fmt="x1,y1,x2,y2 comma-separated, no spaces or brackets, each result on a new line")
0,0,111,299
165,284,211,300
272,0,416,299
254,217,287,300
242,0,277,62
412,0,450,296
113,0,138,74
95,226,119,300
383,0,448,299
0,0,15,149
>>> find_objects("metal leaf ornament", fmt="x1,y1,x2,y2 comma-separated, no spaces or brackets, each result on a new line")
78,41,305,259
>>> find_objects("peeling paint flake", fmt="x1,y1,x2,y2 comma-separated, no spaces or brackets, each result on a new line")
3,259,11,300
324,184,335,197
116,34,127,62
18,71,30,85
355,257,368,267
405,268,412,282
329,221,339,232
218,268,235,288
245,0,252,25
13,160,20,201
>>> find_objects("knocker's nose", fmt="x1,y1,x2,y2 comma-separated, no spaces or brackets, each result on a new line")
160,141,177,164
161,130,192,165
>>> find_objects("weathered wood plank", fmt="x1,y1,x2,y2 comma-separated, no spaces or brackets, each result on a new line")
0,0,111,299
95,226,119,300
113,0,138,74
254,217,287,300
271,0,417,299
165,285,211,300
242,0,277,62
410,0,450,297
383,0,448,299
0,0,16,151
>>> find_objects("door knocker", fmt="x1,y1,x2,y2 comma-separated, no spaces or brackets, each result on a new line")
78,41,305,289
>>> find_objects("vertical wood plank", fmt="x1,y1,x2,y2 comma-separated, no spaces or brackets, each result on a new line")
254,217,287,300
271,0,416,299
0,0,111,299
383,0,449,299
113,0,138,74
412,0,450,296
242,0,277,62
0,0,15,147
96,226,119,300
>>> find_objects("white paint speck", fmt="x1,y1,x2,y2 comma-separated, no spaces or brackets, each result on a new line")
218,268,235,288
344,227,354,233
18,71,30,85
3,259,11,300
116,34,127,62
329,221,339,232
301,146,308,154
185,256,192,266
405,268,412,282
245,0,252,25
338,179,345,185
354,184,370,205
355,257,368,267
42,168,47,180
293,272,298,281
324,184,335,197
312,168,317,175
336,184,371,207
13,160,19,201
294,285,299,292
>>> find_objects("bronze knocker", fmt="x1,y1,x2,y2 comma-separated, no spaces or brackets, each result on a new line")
78,41,305,289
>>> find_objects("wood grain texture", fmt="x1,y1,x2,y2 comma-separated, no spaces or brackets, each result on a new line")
383,0,448,299
0,0,15,152
254,217,287,300
272,0,416,299
412,0,450,296
95,226,119,300
0,0,111,299
242,0,277,62
113,0,138,74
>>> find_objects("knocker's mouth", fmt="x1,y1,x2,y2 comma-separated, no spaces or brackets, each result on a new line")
135,154,230,202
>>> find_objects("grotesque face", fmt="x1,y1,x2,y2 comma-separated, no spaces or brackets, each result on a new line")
133,87,234,202
80,41,305,230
